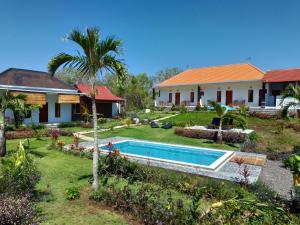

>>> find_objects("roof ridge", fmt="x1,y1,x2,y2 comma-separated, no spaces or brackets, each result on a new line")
266,67,300,72
2,67,50,74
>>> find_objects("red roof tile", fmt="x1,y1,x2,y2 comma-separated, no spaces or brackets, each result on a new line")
263,68,300,83
75,84,124,101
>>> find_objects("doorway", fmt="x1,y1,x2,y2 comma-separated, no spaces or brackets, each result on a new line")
175,92,180,105
226,90,233,105
39,103,48,123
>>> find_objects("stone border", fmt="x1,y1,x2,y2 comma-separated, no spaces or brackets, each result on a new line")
65,136,265,184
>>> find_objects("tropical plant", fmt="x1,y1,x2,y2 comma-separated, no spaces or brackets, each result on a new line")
208,101,247,143
0,141,40,194
48,27,127,190
0,92,30,157
281,85,300,119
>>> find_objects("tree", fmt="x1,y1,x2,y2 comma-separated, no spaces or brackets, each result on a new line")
0,92,28,157
48,27,126,191
152,67,183,85
7,94,27,128
281,85,300,119
209,101,247,143
56,68,86,85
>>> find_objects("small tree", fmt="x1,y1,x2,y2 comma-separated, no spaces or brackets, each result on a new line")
281,85,300,119
208,101,246,143
0,92,28,157
48,28,127,191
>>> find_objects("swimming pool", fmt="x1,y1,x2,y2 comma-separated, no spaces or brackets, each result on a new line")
99,140,233,170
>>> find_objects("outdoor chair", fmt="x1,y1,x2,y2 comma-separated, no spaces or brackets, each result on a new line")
207,117,220,129
223,118,234,130
161,122,172,129
150,121,159,128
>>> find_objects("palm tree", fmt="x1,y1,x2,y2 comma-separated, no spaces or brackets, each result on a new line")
208,101,247,143
48,28,127,191
0,92,27,157
281,85,300,119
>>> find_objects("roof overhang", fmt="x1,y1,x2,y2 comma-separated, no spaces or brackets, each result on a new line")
156,79,262,88
0,84,79,94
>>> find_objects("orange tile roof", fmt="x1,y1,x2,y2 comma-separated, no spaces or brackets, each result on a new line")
158,63,265,87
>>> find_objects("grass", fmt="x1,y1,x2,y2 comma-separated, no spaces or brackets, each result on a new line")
6,137,136,225
93,125,239,150
161,111,300,153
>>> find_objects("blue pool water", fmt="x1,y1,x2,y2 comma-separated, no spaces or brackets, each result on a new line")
101,141,226,166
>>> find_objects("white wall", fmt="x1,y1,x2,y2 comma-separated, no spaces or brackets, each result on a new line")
155,81,263,107
47,94,72,123
4,93,73,125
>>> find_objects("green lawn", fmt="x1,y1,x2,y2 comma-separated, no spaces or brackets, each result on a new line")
95,126,239,150
6,137,135,225
161,111,300,153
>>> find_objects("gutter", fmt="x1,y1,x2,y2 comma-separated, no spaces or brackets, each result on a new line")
155,79,263,88
0,84,80,94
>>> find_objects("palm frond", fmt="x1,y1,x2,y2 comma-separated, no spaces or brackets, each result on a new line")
48,53,89,75
102,55,127,87
208,100,227,117
98,36,122,57
281,101,298,118
225,113,247,129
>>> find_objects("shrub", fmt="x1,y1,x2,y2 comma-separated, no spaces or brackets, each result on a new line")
65,186,80,200
174,127,247,143
0,194,36,225
125,118,131,127
58,122,80,128
249,111,280,119
0,142,41,194
30,123,45,130
5,125,15,131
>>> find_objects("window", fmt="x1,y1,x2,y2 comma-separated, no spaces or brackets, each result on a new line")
72,103,80,114
217,91,221,103
190,92,194,102
158,90,160,97
55,103,61,118
248,90,253,103
168,93,172,103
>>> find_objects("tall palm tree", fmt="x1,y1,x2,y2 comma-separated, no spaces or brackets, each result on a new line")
208,101,247,143
48,28,127,191
281,85,300,119
0,92,27,157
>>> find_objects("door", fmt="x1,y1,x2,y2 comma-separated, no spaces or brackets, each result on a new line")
259,89,265,106
175,92,180,105
225,90,233,105
39,103,48,123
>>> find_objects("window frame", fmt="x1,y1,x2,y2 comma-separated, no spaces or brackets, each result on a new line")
190,92,194,103
217,91,221,103
248,89,254,103
55,103,61,118
168,93,172,103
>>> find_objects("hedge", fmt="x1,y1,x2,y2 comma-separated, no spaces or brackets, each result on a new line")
175,127,247,143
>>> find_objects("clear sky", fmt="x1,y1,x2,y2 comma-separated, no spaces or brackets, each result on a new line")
0,0,300,76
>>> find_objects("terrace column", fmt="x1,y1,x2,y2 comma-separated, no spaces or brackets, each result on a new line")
197,85,202,106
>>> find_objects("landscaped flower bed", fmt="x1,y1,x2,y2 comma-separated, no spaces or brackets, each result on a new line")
5,128,73,140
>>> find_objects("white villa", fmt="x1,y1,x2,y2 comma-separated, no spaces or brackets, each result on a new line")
154,63,300,109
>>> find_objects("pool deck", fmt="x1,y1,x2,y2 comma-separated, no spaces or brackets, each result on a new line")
68,136,266,184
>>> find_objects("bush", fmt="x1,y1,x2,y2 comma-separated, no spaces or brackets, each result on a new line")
174,127,247,143
65,186,80,200
249,111,280,119
0,194,36,225
0,142,41,194
30,123,45,130
5,125,15,131
58,122,80,128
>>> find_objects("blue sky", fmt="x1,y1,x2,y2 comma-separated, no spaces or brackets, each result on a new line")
0,0,299,76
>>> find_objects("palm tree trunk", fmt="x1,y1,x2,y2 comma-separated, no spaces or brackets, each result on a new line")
217,117,223,144
0,109,6,157
91,97,99,190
